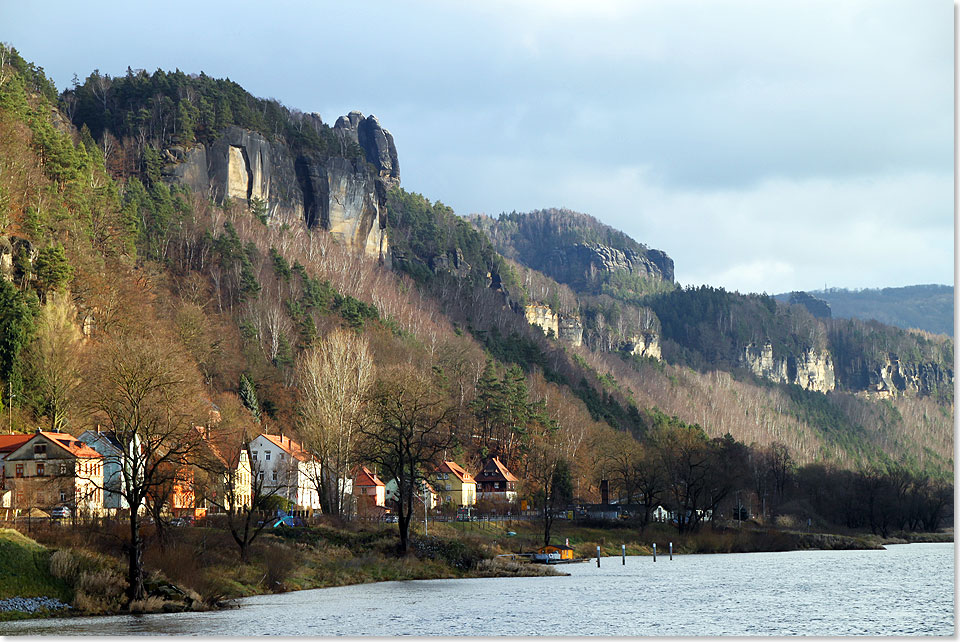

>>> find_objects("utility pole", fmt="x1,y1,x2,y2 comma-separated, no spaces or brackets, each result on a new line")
8,380,14,432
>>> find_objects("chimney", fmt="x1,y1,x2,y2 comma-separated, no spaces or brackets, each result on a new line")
600,479,609,505
96,424,101,435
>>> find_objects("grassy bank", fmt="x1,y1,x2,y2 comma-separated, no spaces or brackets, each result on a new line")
2,520,565,619
3,518,950,620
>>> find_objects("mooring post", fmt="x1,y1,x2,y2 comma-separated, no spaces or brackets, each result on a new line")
596,545,601,568
622,544,626,565
669,542,673,560
653,543,657,562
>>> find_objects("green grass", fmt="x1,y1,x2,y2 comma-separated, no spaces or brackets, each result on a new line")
0,528,71,602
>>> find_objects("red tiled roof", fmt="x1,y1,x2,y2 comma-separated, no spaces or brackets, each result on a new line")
436,460,475,484
480,456,519,483
0,434,32,454
354,466,384,487
38,432,102,459
260,433,316,463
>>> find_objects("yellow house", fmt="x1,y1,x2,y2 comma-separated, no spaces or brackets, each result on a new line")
432,461,476,507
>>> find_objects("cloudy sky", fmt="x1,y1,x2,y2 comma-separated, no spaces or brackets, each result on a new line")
3,1,953,293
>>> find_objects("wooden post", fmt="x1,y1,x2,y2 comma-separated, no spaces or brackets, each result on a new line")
669,542,673,560
596,545,601,567
652,543,657,562
621,544,626,565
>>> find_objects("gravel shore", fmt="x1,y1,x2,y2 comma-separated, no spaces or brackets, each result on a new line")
0,597,71,613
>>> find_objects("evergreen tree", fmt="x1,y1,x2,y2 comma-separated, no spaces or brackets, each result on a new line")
238,373,260,421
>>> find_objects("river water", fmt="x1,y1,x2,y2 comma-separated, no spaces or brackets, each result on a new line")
1,543,953,636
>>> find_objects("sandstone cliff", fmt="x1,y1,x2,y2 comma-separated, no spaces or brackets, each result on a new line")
524,304,583,347
164,112,397,262
741,342,836,393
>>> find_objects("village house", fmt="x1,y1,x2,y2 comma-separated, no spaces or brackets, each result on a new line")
194,428,253,513
432,461,476,507
383,477,438,510
475,456,519,504
76,429,129,512
248,433,321,512
353,466,386,515
3,431,104,516
0,434,32,518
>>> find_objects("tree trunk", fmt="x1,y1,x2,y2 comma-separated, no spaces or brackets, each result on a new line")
127,512,144,601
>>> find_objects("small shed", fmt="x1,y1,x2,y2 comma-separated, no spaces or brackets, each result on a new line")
533,544,575,562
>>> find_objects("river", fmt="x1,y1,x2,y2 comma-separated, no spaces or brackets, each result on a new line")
0,543,952,636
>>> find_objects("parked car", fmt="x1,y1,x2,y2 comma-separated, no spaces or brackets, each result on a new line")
50,505,71,519
169,517,192,527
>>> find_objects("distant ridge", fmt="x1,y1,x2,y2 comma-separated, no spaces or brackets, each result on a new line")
775,284,954,337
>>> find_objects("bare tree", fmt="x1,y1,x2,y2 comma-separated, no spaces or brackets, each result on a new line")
357,366,455,554
296,329,374,517
85,323,206,601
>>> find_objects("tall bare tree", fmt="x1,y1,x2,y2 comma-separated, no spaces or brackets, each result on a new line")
358,366,454,554
85,323,205,601
296,329,374,517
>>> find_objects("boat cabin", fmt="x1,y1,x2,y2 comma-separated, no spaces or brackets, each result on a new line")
533,544,575,562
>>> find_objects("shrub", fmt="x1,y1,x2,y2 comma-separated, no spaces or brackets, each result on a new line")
263,544,295,592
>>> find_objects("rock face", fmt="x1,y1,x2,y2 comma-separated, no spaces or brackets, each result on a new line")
524,303,583,347
624,333,661,360
164,113,398,262
861,354,953,399
0,235,35,283
741,342,836,393
558,316,584,347
547,242,674,289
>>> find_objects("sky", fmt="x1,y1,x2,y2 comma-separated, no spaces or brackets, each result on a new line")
2,1,953,294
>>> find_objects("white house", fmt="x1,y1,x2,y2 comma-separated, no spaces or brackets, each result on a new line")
77,429,129,511
248,433,321,512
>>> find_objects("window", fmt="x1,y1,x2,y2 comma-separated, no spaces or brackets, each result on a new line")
265,451,271,461
252,451,258,461
15,464,23,478
36,463,44,477
494,482,500,489
280,454,285,462
258,471,264,481
272,471,278,481
34,444,46,455
60,490,68,502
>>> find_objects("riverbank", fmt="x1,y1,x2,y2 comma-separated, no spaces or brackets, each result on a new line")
1,519,950,621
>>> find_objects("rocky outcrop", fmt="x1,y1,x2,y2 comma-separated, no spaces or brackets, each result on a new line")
334,111,399,186
164,113,398,262
861,354,953,399
546,242,674,289
558,316,583,347
623,333,661,360
741,342,836,393
0,235,35,283
525,304,559,338
524,303,583,346
428,248,472,280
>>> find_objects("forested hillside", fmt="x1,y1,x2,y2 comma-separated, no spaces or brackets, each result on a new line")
0,45,952,560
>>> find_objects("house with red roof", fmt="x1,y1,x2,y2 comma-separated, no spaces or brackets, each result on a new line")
432,461,476,507
249,433,321,511
476,456,519,503
353,466,386,513
0,434,32,517
3,430,103,516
